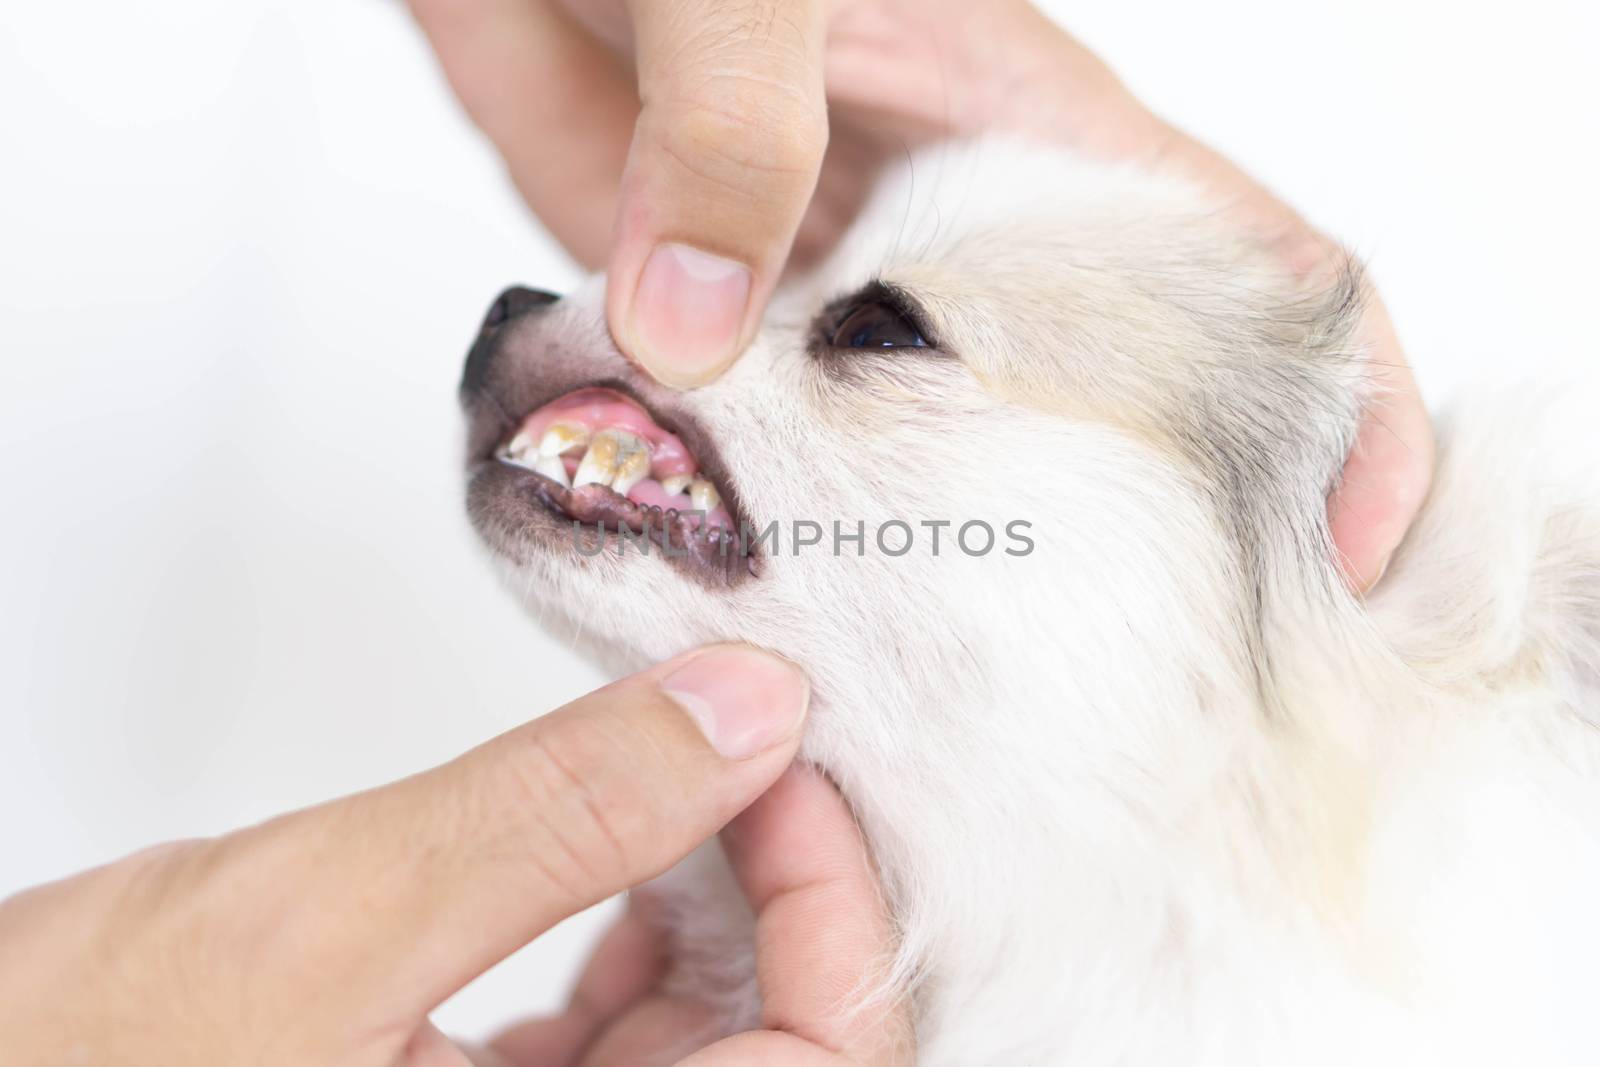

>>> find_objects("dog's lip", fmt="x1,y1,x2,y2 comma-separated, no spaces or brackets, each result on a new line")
468,378,758,584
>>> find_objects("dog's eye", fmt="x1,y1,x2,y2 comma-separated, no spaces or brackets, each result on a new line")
827,301,929,349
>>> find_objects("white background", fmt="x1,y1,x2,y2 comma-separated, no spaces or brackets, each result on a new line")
2,0,1596,1042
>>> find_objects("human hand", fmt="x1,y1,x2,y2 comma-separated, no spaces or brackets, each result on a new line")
407,0,1430,588
0,645,911,1066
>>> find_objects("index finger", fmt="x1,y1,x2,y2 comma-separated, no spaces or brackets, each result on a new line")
211,645,808,1026
607,0,831,387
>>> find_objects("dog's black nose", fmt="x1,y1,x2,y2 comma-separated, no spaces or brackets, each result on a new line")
461,286,561,403
482,286,560,330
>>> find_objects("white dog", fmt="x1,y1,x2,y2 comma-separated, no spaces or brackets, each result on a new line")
459,141,1600,1066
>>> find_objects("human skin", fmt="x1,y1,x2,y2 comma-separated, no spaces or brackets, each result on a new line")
0,645,914,1066
407,0,1433,590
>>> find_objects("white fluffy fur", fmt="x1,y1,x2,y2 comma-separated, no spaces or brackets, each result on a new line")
470,142,1600,1065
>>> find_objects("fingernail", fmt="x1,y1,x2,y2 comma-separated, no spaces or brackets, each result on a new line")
628,243,751,387
661,645,808,760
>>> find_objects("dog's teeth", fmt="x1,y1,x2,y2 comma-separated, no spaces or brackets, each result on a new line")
606,429,649,460
538,422,589,458
611,449,650,496
574,428,649,489
689,478,721,514
534,454,570,487
504,431,534,460
660,473,692,496
573,434,619,487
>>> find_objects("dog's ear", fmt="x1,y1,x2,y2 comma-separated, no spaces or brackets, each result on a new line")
1162,261,1370,580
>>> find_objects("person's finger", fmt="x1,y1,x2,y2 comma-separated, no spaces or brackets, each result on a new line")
607,0,831,387
576,993,725,1066
205,643,807,1032
681,766,914,1066
407,0,636,267
394,1021,480,1067
396,1023,525,1067
488,904,667,1066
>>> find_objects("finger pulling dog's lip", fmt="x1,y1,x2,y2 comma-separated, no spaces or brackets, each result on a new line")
464,377,759,587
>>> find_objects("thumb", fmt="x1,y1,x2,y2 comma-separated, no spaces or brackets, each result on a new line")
607,0,830,387
229,644,807,1022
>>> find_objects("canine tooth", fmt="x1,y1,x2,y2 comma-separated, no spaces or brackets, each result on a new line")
606,428,649,455
534,454,570,487
538,423,589,458
577,428,650,491
611,449,650,496
503,431,534,459
659,473,692,495
573,434,619,487
689,478,721,513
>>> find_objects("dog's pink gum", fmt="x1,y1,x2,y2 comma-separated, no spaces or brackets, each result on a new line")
518,387,696,477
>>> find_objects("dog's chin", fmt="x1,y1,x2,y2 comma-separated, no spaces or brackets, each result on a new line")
464,383,759,589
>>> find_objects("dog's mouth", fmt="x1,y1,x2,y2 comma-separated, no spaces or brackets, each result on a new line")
483,385,752,583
